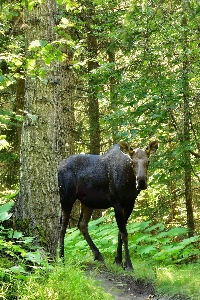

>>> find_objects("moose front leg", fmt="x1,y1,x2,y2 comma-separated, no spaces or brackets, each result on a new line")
115,231,123,266
114,204,133,270
121,231,133,270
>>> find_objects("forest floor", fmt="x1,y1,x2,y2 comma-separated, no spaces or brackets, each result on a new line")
86,264,187,300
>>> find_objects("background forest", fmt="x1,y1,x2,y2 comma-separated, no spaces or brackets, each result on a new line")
0,0,200,299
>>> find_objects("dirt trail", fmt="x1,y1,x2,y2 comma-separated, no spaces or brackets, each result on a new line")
86,264,185,300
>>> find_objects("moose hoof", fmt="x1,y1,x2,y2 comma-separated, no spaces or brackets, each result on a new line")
114,258,123,267
94,254,104,263
123,262,134,271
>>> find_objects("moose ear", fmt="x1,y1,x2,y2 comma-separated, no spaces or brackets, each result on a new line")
118,141,134,157
145,140,158,157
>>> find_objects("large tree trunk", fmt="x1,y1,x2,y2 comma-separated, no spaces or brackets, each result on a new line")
60,53,80,229
15,0,70,257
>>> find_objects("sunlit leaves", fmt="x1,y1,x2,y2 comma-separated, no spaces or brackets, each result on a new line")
0,200,52,283
25,39,64,81
0,201,13,221
27,40,64,65
26,0,43,11
29,40,48,49
64,212,199,265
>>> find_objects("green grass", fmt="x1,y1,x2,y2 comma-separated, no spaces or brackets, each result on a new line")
13,262,113,300
155,262,200,299
105,256,200,299
1,199,199,300
63,228,200,300
62,215,200,299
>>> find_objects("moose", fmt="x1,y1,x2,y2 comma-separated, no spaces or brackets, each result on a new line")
58,140,158,270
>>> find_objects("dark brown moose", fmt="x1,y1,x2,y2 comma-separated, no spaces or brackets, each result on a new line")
58,140,158,270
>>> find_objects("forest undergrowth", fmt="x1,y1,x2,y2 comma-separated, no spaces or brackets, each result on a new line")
0,196,200,300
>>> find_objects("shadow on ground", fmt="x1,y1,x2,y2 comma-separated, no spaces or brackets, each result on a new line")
85,263,188,300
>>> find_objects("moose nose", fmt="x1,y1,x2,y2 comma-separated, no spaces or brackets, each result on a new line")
136,176,148,190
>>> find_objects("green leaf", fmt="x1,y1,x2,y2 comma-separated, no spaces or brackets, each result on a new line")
144,223,165,232
8,230,23,239
75,240,87,249
0,202,14,213
21,236,35,244
28,40,47,50
137,244,157,255
166,227,188,237
9,265,27,274
180,236,200,246
0,202,14,222
135,234,152,243
128,221,151,233
27,113,38,123
24,251,43,264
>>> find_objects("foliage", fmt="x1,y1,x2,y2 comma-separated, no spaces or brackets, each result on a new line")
64,213,200,299
0,199,53,299
64,212,200,266
16,263,113,300
155,263,200,300
0,197,113,300
1,0,199,229
0,0,200,297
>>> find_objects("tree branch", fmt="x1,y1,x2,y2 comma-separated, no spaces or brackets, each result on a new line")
189,150,200,158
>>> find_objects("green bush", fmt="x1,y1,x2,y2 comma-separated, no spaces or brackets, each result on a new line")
0,199,113,300
0,201,52,299
17,263,113,300
64,212,200,265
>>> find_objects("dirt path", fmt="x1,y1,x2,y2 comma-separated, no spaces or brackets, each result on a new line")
86,264,185,300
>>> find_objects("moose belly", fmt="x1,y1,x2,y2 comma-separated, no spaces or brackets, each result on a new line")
76,184,111,209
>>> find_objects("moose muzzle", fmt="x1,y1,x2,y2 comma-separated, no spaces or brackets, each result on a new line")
136,176,148,190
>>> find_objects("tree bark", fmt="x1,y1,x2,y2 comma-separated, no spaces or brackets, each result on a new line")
87,4,102,220
15,0,70,257
60,58,80,229
88,34,100,155
181,15,194,237
108,48,118,144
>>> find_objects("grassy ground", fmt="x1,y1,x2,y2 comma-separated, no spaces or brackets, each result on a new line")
105,256,200,300
63,218,200,299
1,253,199,299
1,197,199,300
9,262,113,300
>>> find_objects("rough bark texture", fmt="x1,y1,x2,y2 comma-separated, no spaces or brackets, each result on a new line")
182,15,194,237
15,0,72,257
87,4,102,220
15,78,25,154
87,5,100,156
108,49,118,145
59,24,80,229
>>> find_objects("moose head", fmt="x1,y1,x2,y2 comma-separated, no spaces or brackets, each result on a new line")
119,140,158,190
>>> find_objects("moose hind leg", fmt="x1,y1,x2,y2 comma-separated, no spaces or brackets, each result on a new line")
78,204,104,262
60,204,73,258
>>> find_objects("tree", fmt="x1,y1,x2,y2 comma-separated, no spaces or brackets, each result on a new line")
103,0,200,232
14,0,71,257
1,0,199,239
0,1,24,189
87,4,101,155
